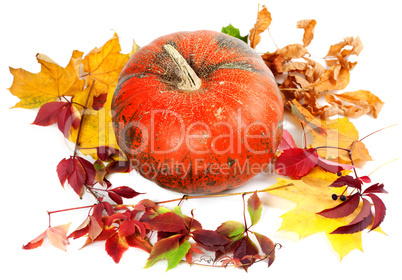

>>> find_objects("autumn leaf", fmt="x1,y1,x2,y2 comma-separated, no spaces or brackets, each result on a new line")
144,234,189,271
56,156,96,195
192,229,232,252
233,236,259,271
145,212,187,233
254,232,275,267
216,221,245,238
69,85,124,159
326,90,384,118
247,191,262,226
249,5,272,49
23,223,71,251
290,100,371,163
265,169,364,259
9,51,84,109
275,147,318,178
297,19,317,47
105,233,129,263
82,32,130,96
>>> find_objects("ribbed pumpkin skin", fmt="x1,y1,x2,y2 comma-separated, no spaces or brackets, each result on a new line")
112,30,283,194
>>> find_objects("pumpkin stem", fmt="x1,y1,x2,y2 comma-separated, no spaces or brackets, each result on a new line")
163,44,201,91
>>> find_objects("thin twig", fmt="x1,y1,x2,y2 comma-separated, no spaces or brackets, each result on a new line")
154,183,294,205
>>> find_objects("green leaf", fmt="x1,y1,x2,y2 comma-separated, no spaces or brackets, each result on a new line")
144,234,182,269
247,191,262,226
216,221,245,238
166,240,191,271
221,24,248,43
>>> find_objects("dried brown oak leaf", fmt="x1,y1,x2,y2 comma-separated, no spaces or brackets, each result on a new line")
249,5,272,49
297,19,317,47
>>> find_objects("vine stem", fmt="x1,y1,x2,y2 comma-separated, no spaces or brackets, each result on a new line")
46,183,294,219
153,183,294,205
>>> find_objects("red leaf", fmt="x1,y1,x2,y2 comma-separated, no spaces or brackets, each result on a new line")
68,158,86,195
97,146,123,161
146,212,187,232
125,233,152,253
275,147,318,179
56,156,86,195
233,236,259,271
330,175,362,191
92,92,108,110
106,213,128,227
57,158,72,187
359,176,371,183
32,102,68,126
102,201,115,215
363,183,387,194
105,233,129,263
57,104,73,137
110,186,143,199
106,161,132,174
192,229,231,252
317,193,360,218
316,156,355,173
365,193,386,231
68,217,90,240
22,229,47,250
132,220,147,239
77,156,96,186
119,219,137,237
108,191,123,205
278,129,297,150
254,232,275,267
331,198,373,234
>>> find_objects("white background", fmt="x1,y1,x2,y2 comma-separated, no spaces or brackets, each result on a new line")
1,0,401,279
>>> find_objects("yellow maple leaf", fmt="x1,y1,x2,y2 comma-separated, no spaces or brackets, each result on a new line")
8,50,84,109
266,167,364,260
291,100,372,163
69,84,122,159
82,33,130,96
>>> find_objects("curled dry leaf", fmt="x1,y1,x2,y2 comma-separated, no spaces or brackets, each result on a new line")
249,5,272,49
297,19,317,47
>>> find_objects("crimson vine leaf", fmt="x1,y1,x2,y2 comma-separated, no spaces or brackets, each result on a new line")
365,193,386,231
105,233,129,263
92,92,108,110
125,233,152,253
233,236,259,271
277,129,297,151
192,229,232,252
363,183,387,194
317,193,360,218
331,198,373,234
253,232,275,267
275,147,318,179
108,191,123,204
329,175,363,191
32,101,70,126
110,186,143,198
145,212,187,233
57,157,86,195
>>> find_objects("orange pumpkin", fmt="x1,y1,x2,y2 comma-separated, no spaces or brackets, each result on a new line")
112,30,283,194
